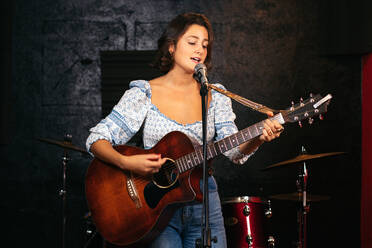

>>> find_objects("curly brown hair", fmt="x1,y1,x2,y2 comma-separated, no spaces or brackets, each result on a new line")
152,13,214,73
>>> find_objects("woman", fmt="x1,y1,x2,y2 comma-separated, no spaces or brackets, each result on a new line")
86,12,283,248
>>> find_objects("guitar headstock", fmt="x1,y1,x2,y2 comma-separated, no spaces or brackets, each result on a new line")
281,93,332,126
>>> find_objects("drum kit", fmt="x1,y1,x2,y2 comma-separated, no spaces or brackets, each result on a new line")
37,136,345,248
221,147,345,248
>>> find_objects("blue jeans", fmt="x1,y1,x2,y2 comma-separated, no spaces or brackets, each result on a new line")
149,176,227,248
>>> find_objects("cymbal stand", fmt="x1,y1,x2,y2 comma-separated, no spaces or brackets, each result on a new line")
59,134,72,248
295,146,309,248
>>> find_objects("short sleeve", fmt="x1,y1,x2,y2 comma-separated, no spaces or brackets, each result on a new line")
86,80,151,155
212,83,255,164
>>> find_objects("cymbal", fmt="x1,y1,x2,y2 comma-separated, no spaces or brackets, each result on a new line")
37,137,88,154
269,192,330,202
264,152,345,170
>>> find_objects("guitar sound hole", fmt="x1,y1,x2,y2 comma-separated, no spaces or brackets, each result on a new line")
152,158,179,188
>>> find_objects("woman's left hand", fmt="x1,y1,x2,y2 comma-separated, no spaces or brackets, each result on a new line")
259,111,284,142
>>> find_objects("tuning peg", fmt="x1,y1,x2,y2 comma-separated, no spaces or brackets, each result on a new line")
64,133,72,142
300,97,304,106
310,93,315,103
298,121,302,128
319,114,324,120
290,101,295,111
308,117,314,125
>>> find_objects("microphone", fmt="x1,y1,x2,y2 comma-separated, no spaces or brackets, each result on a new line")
193,63,209,85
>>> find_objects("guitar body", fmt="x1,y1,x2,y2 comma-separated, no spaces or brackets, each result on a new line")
85,131,204,247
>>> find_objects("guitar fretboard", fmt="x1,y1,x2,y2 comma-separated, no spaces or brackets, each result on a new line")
176,113,284,173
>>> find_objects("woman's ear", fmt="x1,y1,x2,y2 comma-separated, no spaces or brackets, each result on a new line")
168,43,175,55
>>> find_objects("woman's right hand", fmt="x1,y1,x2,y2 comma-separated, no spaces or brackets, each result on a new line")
90,140,166,176
120,153,167,176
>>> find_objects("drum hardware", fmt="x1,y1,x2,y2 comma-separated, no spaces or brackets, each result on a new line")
246,234,253,246
84,212,97,246
221,196,275,248
243,205,251,216
61,134,72,248
267,235,275,247
296,152,308,248
83,212,104,248
265,200,273,218
37,134,87,248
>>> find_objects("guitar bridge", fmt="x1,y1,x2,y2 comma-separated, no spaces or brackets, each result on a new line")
126,172,142,209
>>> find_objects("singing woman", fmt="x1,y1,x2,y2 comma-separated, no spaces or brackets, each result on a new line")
86,12,283,248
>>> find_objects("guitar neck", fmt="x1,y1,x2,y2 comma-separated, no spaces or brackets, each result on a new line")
176,113,285,173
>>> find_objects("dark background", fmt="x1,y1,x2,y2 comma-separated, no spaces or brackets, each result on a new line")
2,0,370,247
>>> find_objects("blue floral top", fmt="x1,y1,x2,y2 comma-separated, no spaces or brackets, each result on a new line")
86,80,253,164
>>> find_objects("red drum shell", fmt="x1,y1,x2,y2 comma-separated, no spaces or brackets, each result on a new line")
222,196,270,248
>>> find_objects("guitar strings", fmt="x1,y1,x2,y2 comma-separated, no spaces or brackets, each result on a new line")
128,116,284,186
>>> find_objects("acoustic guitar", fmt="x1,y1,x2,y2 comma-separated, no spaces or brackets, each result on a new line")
85,94,332,247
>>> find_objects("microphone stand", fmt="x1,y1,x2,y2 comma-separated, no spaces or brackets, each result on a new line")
195,78,215,248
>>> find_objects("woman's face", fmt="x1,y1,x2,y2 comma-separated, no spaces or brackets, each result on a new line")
169,24,209,74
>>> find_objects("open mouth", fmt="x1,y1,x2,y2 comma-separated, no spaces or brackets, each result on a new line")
191,57,201,63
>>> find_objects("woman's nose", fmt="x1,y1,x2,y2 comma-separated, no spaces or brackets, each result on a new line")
195,45,203,54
